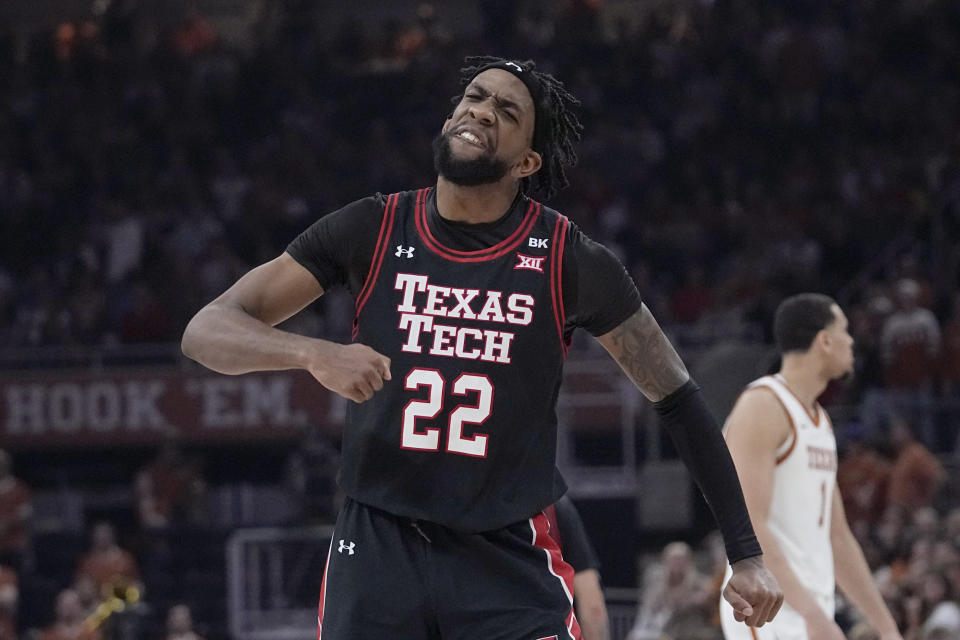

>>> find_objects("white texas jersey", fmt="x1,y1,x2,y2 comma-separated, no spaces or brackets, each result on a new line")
752,374,838,608
720,374,839,639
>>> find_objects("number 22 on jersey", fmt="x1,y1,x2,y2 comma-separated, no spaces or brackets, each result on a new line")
401,367,493,457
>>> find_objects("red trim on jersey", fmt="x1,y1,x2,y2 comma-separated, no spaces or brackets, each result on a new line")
415,187,542,262
549,215,570,355
353,192,400,337
543,504,564,550
530,512,581,640
748,386,799,465
566,609,582,640
316,536,335,639
773,374,822,426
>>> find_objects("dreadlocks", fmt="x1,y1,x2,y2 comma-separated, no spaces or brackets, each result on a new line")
457,56,583,201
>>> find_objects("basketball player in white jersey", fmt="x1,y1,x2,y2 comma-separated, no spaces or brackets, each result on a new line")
719,293,902,640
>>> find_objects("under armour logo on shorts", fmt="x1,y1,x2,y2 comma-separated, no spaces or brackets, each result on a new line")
395,245,415,258
338,539,355,555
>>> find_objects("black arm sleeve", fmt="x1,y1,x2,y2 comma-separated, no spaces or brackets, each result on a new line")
654,379,763,564
563,223,642,336
285,194,386,297
553,495,601,574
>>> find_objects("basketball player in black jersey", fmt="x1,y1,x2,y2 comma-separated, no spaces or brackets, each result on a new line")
182,56,782,639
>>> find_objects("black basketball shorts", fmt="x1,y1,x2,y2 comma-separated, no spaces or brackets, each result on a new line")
316,497,581,640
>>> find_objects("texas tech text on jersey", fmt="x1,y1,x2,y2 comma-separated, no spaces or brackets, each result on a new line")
394,272,535,363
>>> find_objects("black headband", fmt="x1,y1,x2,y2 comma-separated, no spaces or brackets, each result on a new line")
467,61,548,155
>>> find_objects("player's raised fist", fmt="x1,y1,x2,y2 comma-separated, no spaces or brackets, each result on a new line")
724,555,783,628
305,342,392,403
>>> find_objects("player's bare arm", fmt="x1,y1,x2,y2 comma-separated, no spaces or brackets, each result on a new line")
595,304,689,401
724,389,844,639
181,253,391,403
830,484,903,640
572,569,611,640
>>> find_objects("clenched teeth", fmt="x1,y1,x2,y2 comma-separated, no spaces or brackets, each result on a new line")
457,131,483,146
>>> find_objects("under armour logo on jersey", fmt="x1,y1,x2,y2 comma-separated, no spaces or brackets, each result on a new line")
514,253,546,273
528,237,548,249
505,61,523,73
338,539,355,555
535,636,558,640
395,245,415,258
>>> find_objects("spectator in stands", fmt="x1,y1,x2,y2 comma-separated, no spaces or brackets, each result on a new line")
906,537,937,588
71,574,102,621
919,571,959,635
0,564,17,640
923,576,960,640
75,522,142,599
0,451,31,576
853,294,894,435
39,589,101,640
625,541,712,640
898,588,928,640
701,530,729,628
135,442,206,530
875,509,926,591
875,504,909,563
838,430,891,535
932,538,960,569
910,507,943,543
162,604,205,640
880,279,942,449
885,417,947,517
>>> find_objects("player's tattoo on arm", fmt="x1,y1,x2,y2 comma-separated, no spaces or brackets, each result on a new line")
598,304,690,402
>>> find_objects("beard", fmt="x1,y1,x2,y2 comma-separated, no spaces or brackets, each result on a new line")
432,131,509,186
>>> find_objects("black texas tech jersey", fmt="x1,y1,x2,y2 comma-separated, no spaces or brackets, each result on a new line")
340,188,570,532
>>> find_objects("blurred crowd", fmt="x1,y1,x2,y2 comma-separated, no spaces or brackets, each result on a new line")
0,444,218,639
1,0,959,638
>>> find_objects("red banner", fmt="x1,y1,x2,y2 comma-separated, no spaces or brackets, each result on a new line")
0,369,335,450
